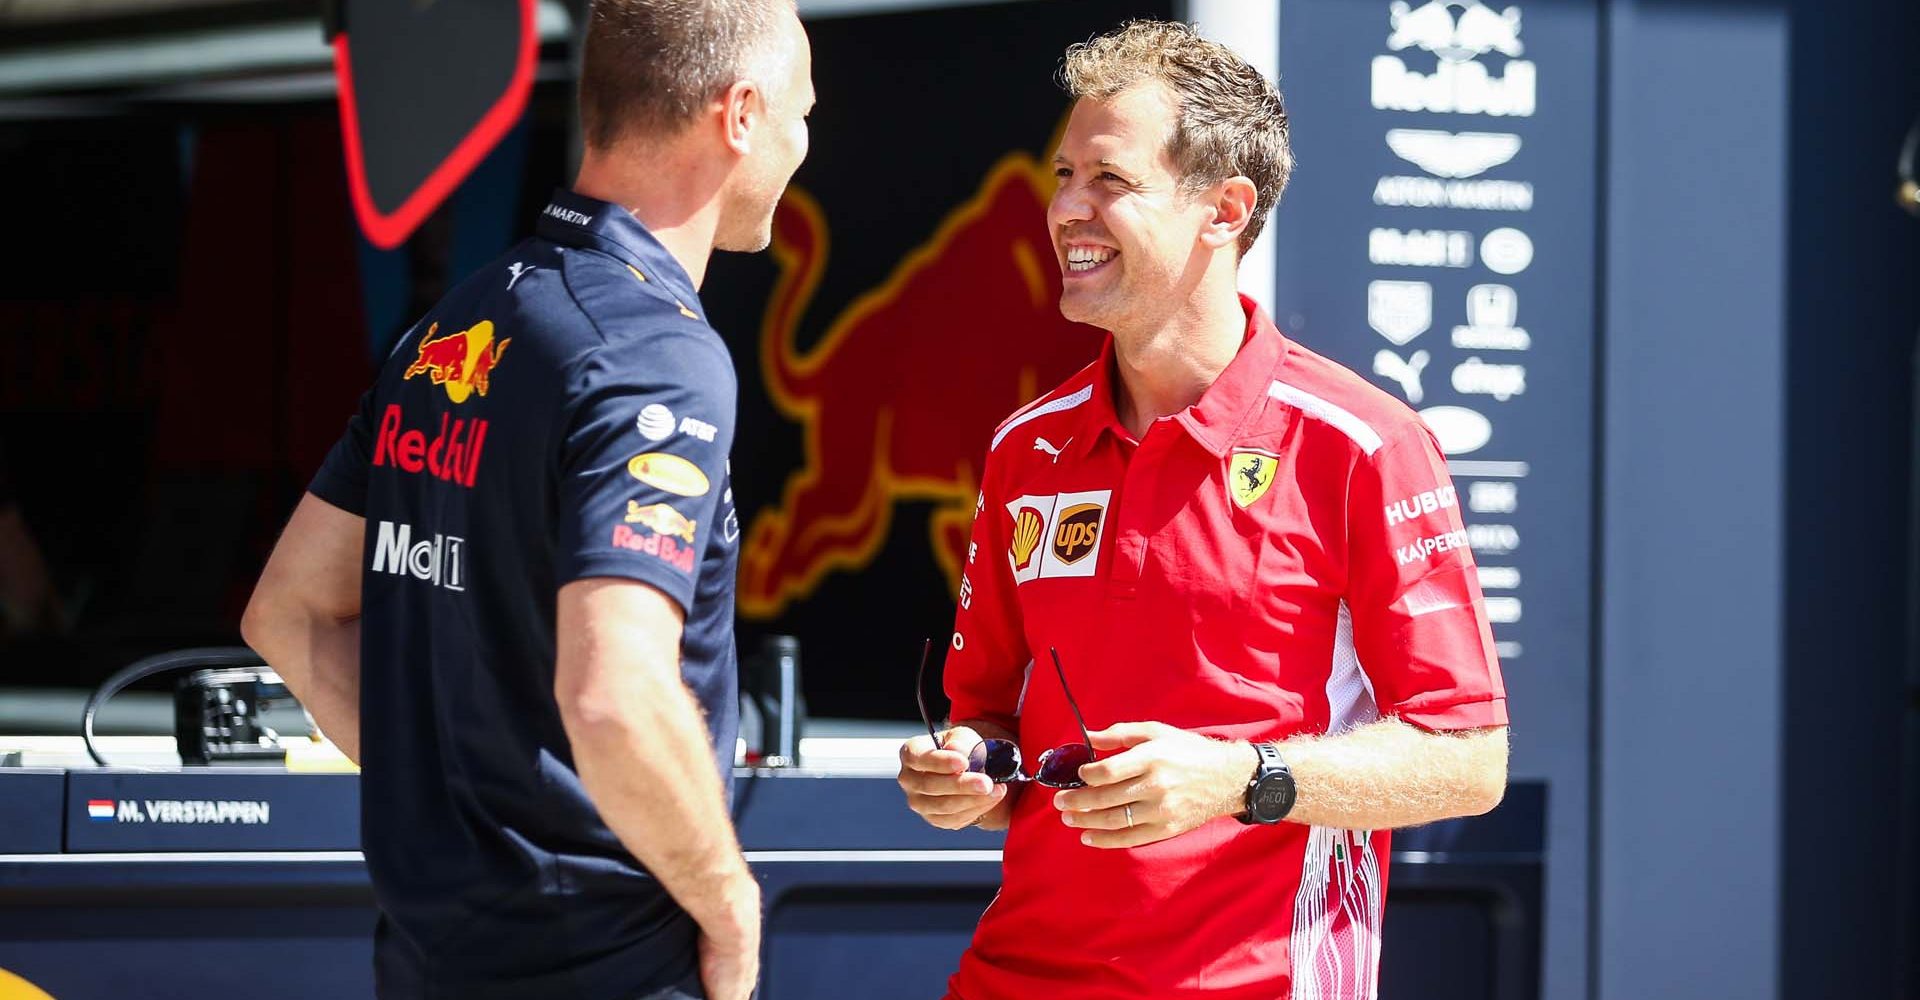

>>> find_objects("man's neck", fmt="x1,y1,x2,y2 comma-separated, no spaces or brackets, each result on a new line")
1110,280,1247,439
572,143,725,290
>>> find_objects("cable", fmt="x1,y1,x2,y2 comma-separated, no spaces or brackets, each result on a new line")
81,646,264,767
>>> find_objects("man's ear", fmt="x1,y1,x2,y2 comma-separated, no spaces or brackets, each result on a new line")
719,79,762,155
1198,176,1257,251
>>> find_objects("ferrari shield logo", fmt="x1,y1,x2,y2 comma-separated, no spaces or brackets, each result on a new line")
1229,450,1279,509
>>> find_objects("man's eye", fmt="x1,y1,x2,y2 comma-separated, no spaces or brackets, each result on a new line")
1054,167,1072,179
1100,172,1123,182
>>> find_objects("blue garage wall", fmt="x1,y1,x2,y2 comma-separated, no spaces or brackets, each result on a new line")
1780,0,1920,996
1598,2,1788,998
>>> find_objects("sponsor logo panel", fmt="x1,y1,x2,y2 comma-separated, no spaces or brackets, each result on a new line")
373,405,490,487
628,452,712,497
626,501,697,543
1004,490,1111,584
611,523,697,572
1230,450,1280,509
404,320,510,403
371,521,466,591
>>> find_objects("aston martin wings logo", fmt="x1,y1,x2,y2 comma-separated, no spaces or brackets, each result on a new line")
1385,129,1522,179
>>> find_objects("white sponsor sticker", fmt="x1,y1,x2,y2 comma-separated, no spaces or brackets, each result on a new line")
1419,405,1494,455
636,404,675,441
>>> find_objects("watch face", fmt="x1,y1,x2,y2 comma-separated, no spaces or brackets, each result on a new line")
1253,778,1294,821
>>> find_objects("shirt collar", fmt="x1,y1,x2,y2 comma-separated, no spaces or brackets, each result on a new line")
535,189,706,322
1079,295,1291,458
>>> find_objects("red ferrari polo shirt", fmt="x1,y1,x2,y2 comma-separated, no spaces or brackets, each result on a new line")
944,296,1507,1000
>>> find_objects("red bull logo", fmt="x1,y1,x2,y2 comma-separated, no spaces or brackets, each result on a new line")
736,151,1106,618
403,319,511,403
372,405,489,488
627,500,698,544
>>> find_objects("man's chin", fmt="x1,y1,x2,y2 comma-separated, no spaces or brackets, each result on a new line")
1057,291,1107,328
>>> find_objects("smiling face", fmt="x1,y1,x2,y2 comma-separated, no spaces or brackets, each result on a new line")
1047,82,1220,336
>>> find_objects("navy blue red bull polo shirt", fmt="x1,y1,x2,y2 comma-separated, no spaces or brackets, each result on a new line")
308,190,741,1000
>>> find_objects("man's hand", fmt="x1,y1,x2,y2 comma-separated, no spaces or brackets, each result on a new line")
1052,722,1254,849
898,726,1012,830
696,877,762,1000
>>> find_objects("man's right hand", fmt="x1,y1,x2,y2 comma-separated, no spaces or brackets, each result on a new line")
898,726,1011,830
696,877,761,1000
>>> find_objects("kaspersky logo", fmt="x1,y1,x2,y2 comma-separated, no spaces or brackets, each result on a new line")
404,319,511,403
737,147,1106,618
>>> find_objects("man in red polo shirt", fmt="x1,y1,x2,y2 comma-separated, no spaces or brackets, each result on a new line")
896,20,1510,1000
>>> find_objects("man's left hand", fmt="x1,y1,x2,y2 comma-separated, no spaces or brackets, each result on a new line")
1051,722,1255,849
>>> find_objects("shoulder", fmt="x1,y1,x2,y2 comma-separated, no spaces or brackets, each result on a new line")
537,250,732,386
985,356,1102,457
1264,339,1437,461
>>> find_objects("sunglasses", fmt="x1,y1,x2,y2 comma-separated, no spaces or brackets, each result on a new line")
914,640,1097,789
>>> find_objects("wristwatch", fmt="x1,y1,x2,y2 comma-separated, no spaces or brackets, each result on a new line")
1239,741,1296,825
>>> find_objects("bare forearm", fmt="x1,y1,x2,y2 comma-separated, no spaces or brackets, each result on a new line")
243,609,362,764
1279,718,1507,830
564,677,753,936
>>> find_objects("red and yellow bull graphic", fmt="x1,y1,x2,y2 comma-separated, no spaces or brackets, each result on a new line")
737,151,1105,618
626,500,697,544
404,319,510,403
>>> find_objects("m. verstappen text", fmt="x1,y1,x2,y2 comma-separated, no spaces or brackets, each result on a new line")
104,799,271,824
373,404,489,487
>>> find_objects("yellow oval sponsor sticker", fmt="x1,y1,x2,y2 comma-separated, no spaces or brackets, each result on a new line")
627,452,711,497
0,968,58,1000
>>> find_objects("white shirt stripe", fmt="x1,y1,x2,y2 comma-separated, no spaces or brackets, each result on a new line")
1267,380,1385,455
990,385,1093,452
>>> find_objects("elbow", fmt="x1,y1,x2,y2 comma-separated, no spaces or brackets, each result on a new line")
1459,734,1511,816
556,676,652,743
239,586,282,660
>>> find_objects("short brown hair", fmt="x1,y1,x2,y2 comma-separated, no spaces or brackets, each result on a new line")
1061,20,1294,255
580,0,790,149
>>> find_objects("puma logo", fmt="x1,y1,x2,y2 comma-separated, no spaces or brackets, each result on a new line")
1033,436,1069,462
1373,349,1431,404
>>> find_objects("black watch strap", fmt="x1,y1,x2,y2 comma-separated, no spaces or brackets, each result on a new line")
1240,741,1296,825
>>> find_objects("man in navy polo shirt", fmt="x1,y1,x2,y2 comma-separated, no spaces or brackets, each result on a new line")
242,2,813,998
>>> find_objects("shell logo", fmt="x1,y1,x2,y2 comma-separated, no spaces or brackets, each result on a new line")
0,969,57,1000
1009,507,1044,571
627,452,712,498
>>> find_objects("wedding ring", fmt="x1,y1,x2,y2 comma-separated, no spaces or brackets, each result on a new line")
1124,805,1135,828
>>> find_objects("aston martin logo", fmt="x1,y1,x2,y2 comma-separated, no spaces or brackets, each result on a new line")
1385,129,1522,179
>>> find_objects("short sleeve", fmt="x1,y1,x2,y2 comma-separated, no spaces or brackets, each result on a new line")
308,386,375,516
554,323,736,612
1345,424,1508,731
942,447,1031,734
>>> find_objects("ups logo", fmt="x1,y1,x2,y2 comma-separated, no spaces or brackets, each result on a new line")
1051,503,1103,564
1004,489,1112,585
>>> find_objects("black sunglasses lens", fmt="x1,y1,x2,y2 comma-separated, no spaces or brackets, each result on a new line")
1035,743,1094,788
969,738,1023,782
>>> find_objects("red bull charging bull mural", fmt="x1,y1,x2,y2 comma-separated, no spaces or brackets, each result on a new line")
737,154,1105,619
